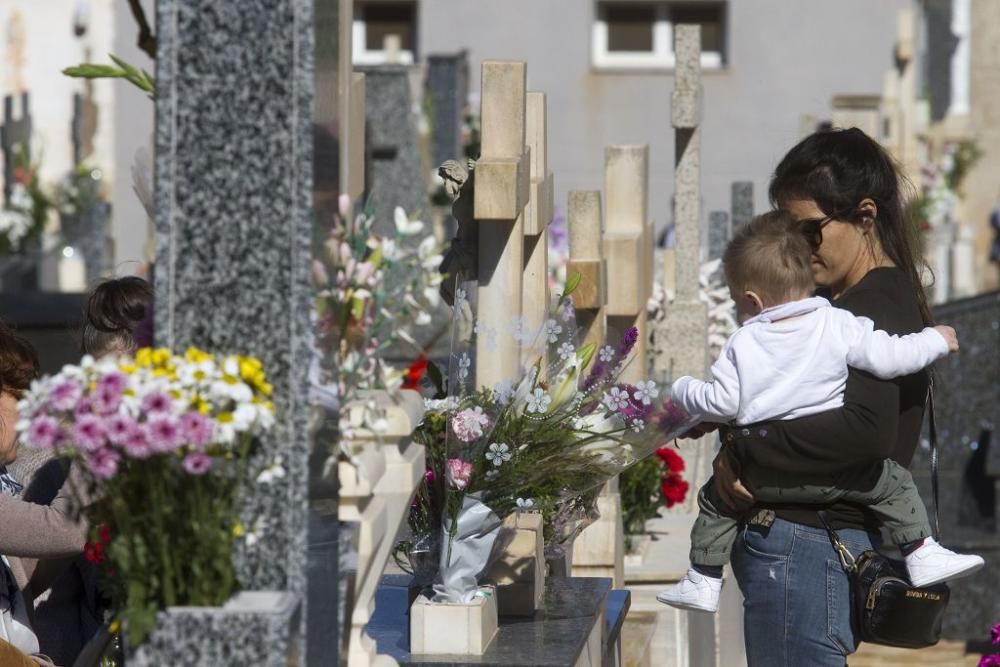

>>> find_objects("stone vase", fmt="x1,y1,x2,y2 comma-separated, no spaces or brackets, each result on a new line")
126,591,301,667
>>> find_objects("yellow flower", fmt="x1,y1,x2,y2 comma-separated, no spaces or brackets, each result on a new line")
119,362,137,374
218,412,233,423
136,348,153,367
185,347,212,363
192,396,210,414
151,348,171,368
232,523,245,538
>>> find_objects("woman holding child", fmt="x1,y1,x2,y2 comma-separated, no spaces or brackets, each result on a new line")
665,128,983,665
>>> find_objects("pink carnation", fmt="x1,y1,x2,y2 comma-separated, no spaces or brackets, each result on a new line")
73,414,106,452
93,382,123,415
97,371,127,394
104,415,137,446
26,415,62,449
182,452,213,475
88,448,120,480
180,412,214,447
74,397,94,418
445,458,474,490
145,415,183,452
122,428,152,459
48,380,82,412
142,391,174,415
451,407,489,443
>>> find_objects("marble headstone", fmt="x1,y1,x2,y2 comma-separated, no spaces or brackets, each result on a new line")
150,0,314,662
426,52,469,168
707,210,729,261
360,65,428,233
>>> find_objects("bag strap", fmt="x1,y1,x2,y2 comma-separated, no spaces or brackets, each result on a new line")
818,510,857,574
928,382,941,540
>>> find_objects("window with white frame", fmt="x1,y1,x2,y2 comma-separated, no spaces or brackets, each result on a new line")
353,1,417,65
592,1,726,70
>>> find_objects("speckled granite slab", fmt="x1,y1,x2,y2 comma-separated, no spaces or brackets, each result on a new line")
369,575,630,666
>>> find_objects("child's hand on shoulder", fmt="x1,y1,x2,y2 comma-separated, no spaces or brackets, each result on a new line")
934,325,959,352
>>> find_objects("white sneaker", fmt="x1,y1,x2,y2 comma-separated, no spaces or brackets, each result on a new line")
905,537,985,588
656,568,723,612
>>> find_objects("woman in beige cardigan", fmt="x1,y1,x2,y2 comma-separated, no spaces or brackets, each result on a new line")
0,323,88,666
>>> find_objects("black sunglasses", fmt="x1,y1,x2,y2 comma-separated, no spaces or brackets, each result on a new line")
798,209,855,249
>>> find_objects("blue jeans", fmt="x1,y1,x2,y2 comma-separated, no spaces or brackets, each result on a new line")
731,517,876,667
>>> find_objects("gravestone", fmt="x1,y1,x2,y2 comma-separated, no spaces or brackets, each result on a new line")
361,65,427,234
147,0,327,663
706,210,729,262
1,93,31,204
1,93,40,290
730,181,753,233
426,52,469,168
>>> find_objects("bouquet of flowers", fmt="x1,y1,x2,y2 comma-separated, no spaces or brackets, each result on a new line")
397,275,697,602
0,145,50,255
17,347,275,645
312,196,444,457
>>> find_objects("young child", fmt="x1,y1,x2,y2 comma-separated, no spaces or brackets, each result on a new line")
80,275,154,356
658,211,984,613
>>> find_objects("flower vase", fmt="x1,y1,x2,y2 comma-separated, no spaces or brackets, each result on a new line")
409,586,498,655
486,511,545,616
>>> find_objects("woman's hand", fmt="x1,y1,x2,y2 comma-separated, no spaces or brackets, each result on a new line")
713,446,754,512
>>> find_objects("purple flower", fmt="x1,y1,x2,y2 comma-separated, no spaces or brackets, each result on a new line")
993,622,1000,646
27,416,62,449
97,371,128,394
93,382,123,415
122,428,152,459
180,412,214,447
561,298,575,322
619,326,639,358
105,415,137,446
87,448,120,480
980,655,1000,667
182,452,213,475
145,415,182,452
142,391,174,415
48,380,82,412
582,359,606,392
73,414,106,452
74,397,94,418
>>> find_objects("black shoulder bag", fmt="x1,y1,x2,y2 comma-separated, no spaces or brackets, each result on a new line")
818,387,949,649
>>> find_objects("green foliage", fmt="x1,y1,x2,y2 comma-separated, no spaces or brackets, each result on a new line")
85,439,253,647
945,140,982,192
620,456,666,547
63,55,156,99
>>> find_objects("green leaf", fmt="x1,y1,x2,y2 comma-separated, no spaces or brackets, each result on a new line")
563,271,582,298
63,64,126,79
427,359,446,398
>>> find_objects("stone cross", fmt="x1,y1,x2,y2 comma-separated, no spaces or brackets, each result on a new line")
521,91,554,360
655,24,710,500
473,61,530,390
603,145,652,385
1,93,31,203
567,191,605,349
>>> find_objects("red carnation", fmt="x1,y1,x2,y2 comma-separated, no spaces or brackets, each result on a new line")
655,446,685,473
83,541,105,564
660,474,690,508
402,355,428,390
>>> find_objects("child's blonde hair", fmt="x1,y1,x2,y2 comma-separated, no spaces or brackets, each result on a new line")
723,210,814,307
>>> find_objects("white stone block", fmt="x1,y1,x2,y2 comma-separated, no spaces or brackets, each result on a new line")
410,588,499,655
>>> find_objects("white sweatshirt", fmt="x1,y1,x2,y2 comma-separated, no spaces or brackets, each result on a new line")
671,296,949,425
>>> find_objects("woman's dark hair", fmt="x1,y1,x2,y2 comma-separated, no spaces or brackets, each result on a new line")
81,276,154,356
0,322,39,400
769,127,933,325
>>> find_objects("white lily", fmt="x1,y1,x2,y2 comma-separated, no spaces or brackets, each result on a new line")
418,235,443,270
394,207,424,236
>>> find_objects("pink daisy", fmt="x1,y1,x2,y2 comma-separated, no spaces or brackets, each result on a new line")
26,415,62,449
182,452,213,475
73,414,106,452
